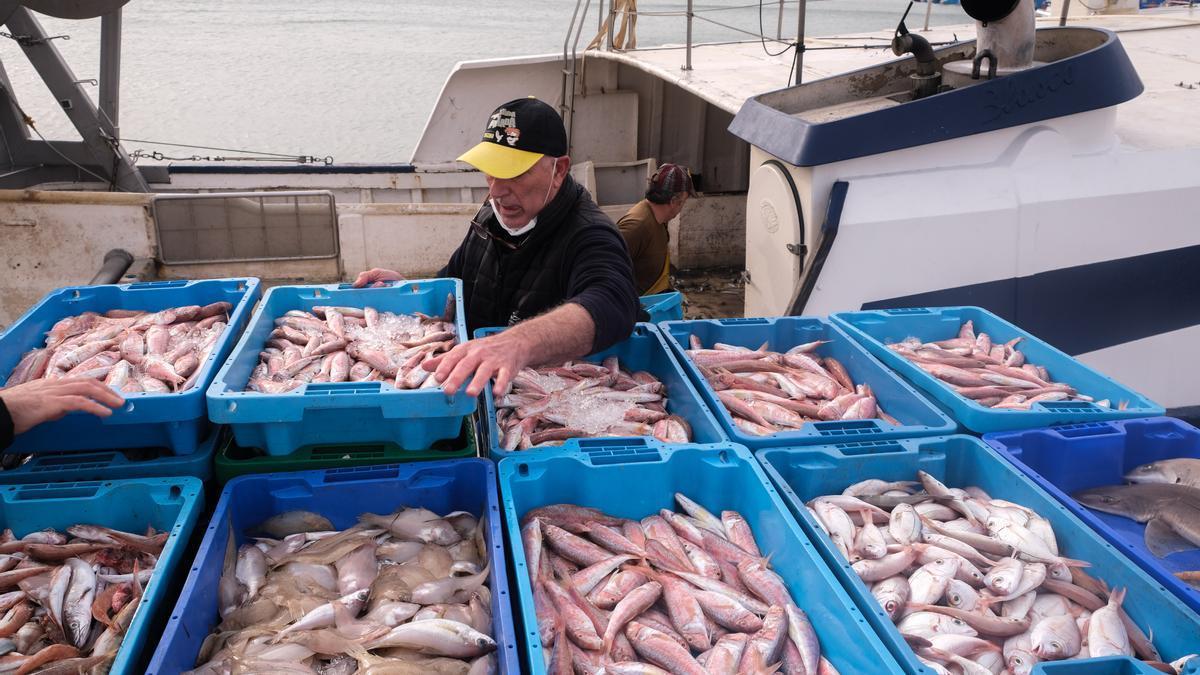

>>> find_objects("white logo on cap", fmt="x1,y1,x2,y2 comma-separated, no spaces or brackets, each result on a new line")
488,109,520,146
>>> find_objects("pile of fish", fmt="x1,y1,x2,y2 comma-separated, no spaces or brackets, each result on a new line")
493,358,691,451
5,303,233,392
194,507,496,674
1073,457,1200,560
0,523,166,673
886,320,1118,411
245,297,458,393
682,336,893,437
522,494,837,674
807,471,1193,674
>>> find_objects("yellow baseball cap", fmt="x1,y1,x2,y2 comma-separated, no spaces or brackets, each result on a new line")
458,98,568,179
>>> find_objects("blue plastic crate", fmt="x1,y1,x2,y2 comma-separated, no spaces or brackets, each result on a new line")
497,441,906,675
659,316,956,448
0,424,218,485
0,477,203,674
480,323,726,458
756,435,1200,675
640,291,684,323
0,278,260,455
830,307,1163,434
148,458,518,675
207,279,476,455
984,417,1200,614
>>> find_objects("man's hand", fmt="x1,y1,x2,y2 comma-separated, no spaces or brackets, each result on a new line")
0,378,125,435
424,331,531,398
352,268,405,288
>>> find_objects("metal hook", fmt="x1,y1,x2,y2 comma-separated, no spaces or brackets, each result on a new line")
74,78,98,87
972,49,998,80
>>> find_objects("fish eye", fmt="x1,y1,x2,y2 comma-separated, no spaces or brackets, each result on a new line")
1050,641,1061,651
953,619,965,626
1101,496,1116,503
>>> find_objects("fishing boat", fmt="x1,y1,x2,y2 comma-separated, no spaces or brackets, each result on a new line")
0,0,1196,419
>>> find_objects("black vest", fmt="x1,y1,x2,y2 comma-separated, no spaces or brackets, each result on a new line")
458,175,612,335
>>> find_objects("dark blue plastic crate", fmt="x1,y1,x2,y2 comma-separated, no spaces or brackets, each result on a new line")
756,436,1200,675
148,458,518,675
984,417,1200,614
479,323,726,458
497,441,906,675
659,316,956,448
640,291,684,323
0,477,204,674
207,279,476,455
0,278,260,454
830,307,1163,434
0,424,218,485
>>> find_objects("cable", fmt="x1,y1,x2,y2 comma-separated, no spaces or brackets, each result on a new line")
757,0,796,56
118,138,313,159
10,100,113,185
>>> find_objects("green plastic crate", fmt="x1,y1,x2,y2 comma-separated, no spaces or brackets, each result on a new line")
214,416,478,484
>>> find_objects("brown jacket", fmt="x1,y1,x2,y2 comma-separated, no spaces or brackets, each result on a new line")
617,199,670,295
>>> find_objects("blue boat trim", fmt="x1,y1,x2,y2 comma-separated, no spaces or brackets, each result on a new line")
860,244,1200,356
729,27,1143,167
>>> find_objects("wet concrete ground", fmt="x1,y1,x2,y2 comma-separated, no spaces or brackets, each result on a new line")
672,267,746,320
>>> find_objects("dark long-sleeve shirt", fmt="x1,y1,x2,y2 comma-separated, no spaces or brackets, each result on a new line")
0,399,13,451
440,175,639,353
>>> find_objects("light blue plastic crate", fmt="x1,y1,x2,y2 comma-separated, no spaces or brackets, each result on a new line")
984,417,1200,614
0,278,259,455
830,307,1163,434
659,316,956,448
479,323,726,458
756,435,1200,675
497,441,906,675
148,458,518,675
640,291,684,323
0,477,204,674
207,279,476,455
0,424,218,485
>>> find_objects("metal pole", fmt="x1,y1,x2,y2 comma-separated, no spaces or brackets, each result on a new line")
923,0,933,31
776,0,784,40
607,0,617,49
1059,0,1071,26
684,0,693,71
597,0,604,33
794,0,806,84
99,8,121,136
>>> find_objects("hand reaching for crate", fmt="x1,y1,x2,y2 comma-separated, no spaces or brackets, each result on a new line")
0,377,125,434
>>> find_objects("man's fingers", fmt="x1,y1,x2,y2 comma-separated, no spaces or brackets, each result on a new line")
465,362,498,399
56,395,114,421
48,378,125,408
441,352,483,396
492,365,514,397
435,344,472,381
422,354,444,373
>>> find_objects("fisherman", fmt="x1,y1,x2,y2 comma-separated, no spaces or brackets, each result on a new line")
0,378,125,450
353,97,639,398
617,163,697,295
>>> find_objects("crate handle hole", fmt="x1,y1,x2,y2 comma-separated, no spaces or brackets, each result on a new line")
169,485,182,500
123,402,135,412
718,450,729,464
72,290,81,299
228,402,237,413
518,463,529,477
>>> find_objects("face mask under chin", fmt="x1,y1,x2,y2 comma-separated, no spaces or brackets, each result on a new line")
490,159,560,237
